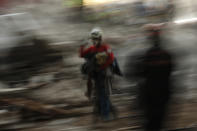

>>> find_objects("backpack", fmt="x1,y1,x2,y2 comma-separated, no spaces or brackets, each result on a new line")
80,53,97,75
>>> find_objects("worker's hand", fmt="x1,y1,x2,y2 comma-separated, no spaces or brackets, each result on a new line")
81,38,91,47
80,43,88,48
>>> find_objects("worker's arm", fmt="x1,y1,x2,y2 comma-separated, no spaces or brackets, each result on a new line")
79,45,93,57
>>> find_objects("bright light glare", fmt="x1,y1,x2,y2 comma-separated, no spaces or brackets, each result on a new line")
174,18,197,24
84,0,116,5
0,13,26,17
92,0,108,3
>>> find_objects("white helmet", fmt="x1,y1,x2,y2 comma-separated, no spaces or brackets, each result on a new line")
90,28,102,39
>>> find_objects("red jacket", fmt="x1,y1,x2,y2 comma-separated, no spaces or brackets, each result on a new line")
80,44,114,69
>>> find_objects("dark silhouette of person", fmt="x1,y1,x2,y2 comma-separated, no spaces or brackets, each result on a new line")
126,24,174,131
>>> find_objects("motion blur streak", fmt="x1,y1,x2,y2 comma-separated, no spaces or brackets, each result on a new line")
0,0,196,131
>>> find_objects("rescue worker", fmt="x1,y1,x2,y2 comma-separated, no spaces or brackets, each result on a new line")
79,28,116,120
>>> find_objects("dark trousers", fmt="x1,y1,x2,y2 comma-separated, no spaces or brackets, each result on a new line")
93,71,110,119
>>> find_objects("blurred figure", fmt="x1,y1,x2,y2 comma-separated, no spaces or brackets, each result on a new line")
126,24,174,131
5,31,63,87
79,28,117,121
